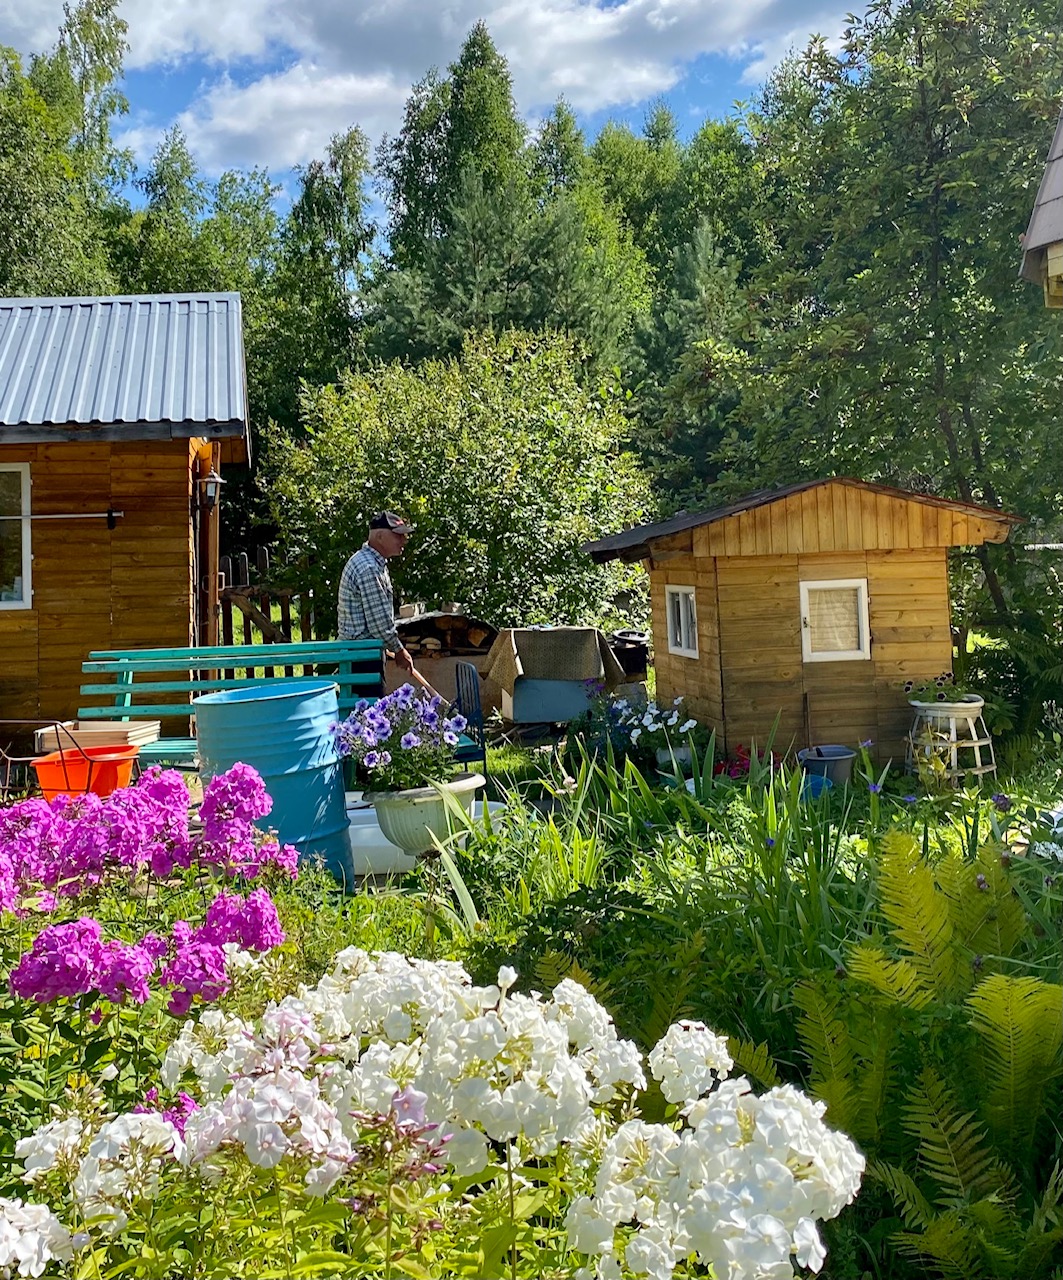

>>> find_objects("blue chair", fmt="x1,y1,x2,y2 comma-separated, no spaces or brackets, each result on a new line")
452,661,488,777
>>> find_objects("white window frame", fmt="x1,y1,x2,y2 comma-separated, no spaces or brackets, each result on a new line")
665,585,699,658
0,463,31,611
799,577,870,663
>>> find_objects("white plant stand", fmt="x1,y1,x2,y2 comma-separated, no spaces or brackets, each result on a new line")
905,696,996,786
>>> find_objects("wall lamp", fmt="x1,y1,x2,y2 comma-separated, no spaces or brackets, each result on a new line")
198,469,226,512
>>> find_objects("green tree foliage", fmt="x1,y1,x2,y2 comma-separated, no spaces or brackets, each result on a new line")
377,21,526,266
589,106,685,282
365,169,641,370
0,0,126,295
257,127,375,435
262,331,650,632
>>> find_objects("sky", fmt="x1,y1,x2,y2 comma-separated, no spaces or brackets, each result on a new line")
0,0,854,184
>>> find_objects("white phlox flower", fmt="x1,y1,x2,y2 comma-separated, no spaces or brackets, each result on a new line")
72,1113,182,1234
648,1020,734,1105
16,1117,83,1183
0,1198,77,1277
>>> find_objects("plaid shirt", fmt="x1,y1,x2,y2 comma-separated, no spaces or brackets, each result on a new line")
337,544,402,653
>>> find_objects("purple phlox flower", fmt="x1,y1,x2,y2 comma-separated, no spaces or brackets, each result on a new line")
163,1091,200,1137
160,933,229,1016
400,732,421,750
391,1086,428,1129
10,917,104,1002
201,888,285,952
96,938,158,1005
200,764,272,845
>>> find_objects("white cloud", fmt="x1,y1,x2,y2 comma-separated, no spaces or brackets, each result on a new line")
166,64,408,172
1,0,853,174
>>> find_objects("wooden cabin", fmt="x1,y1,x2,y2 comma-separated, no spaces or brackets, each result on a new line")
0,293,248,723
1020,109,1063,306
585,479,1020,763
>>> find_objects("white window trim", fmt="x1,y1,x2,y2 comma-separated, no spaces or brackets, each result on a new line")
665,585,699,658
799,577,870,663
0,462,31,611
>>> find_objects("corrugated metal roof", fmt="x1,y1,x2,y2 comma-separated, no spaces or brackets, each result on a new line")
0,293,248,438
583,478,1021,563
1020,110,1063,284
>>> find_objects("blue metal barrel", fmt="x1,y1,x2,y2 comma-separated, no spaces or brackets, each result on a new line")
193,680,353,885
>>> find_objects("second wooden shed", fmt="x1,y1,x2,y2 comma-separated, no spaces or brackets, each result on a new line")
585,479,1020,762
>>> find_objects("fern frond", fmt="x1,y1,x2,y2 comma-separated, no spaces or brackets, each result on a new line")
640,931,704,1047
534,951,614,1007
792,980,859,1132
848,944,934,1009
895,1211,982,1279
902,1067,1006,1205
967,974,1063,1159
1021,1163,1063,1274
937,846,1027,960
868,1158,933,1228
726,1037,780,1089
878,841,967,999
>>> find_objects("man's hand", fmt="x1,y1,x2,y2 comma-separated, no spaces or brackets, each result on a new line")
395,646,415,673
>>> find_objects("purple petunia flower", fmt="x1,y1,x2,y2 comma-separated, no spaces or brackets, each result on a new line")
400,732,421,750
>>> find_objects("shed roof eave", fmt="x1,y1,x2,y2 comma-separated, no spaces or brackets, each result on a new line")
0,419,247,445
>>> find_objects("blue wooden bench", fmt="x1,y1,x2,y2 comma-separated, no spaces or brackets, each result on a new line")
79,641,385,769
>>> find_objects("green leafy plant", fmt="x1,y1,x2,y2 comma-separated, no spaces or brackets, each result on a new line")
790,833,1063,1279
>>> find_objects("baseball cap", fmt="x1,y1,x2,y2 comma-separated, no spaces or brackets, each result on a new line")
369,511,415,534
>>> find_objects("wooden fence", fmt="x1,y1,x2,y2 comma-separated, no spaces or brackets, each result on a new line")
218,549,323,657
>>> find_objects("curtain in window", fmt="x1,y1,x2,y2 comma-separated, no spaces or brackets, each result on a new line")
808,587,859,653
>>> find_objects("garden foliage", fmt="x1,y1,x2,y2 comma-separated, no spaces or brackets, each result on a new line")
263,330,650,632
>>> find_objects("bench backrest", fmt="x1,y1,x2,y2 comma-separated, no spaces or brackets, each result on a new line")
79,641,385,725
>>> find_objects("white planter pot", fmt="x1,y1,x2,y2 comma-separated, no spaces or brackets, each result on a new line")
363,771,486,856
656,745,693,769
909,694,984,724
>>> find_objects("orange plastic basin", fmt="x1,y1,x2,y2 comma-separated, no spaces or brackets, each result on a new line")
31,745,140,801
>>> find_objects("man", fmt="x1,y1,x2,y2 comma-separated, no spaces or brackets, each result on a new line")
337,511,416,673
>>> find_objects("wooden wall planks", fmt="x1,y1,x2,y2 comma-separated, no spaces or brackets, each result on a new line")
0,438,199,723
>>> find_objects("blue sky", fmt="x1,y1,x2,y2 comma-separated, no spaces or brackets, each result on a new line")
1,0,852,187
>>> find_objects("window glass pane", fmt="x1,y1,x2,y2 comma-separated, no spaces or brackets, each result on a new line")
669,592,682,648
682,592,697,649
808,587,860,653
0,472,24,601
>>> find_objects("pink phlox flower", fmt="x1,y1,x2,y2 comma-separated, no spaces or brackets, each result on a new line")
200,764,273,843
9,917,104,1002
96,938,158,1005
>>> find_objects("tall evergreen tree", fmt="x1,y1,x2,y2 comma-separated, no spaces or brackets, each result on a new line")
377,22,525,266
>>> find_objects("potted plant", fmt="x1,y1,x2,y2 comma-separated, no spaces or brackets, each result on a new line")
618,697,699,769
333,686,484,856
903,672,984,723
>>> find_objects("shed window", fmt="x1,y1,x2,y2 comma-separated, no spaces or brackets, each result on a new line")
800,578,870,662
665,585,698,658
0,464,30,609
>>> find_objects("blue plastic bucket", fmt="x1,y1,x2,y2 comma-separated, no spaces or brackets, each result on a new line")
194,680,353,885
801,772,834,801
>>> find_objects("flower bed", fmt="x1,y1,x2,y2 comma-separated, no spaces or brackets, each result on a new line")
0,761,866,1278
